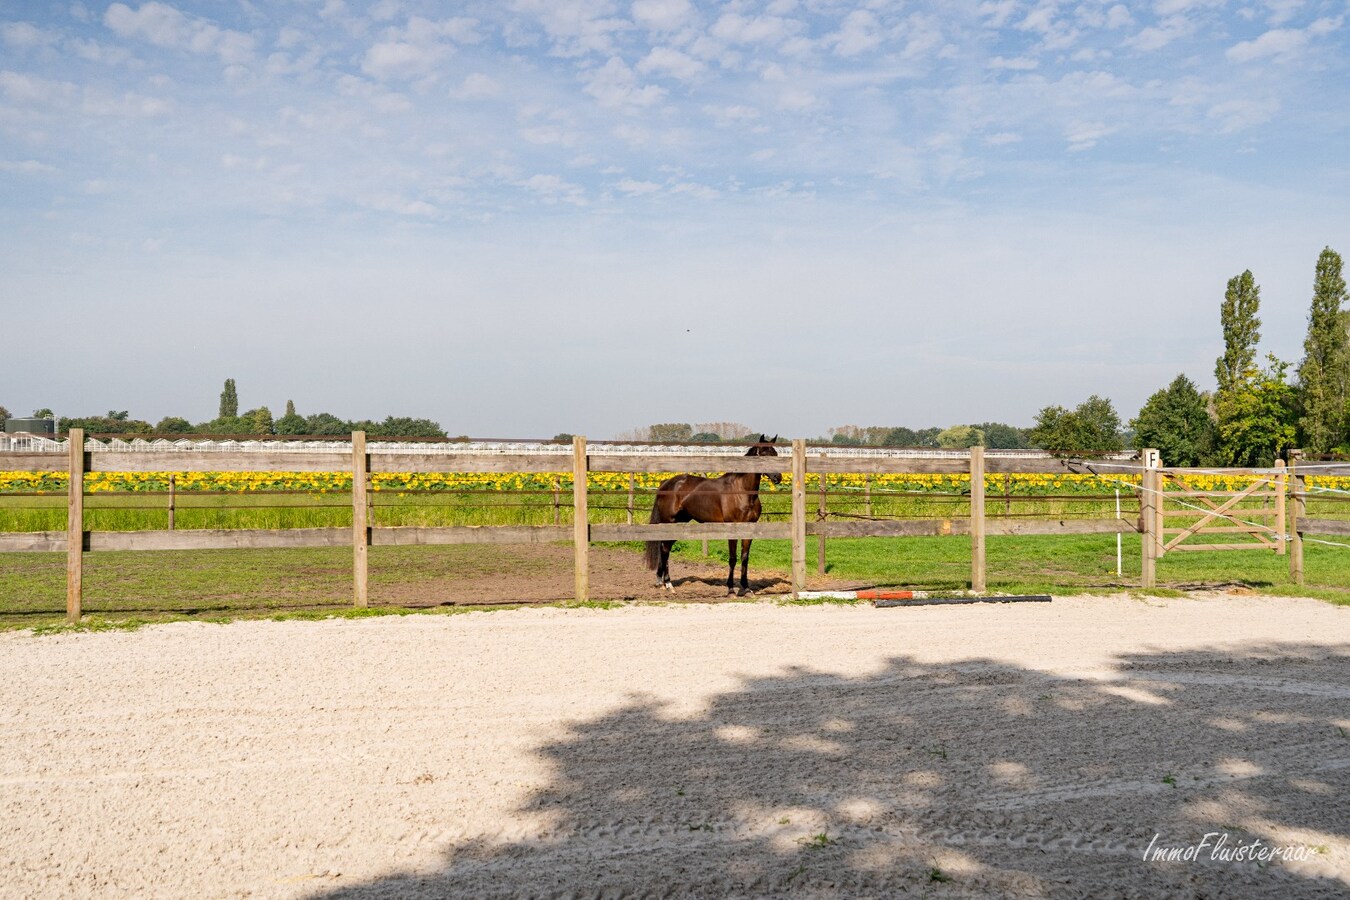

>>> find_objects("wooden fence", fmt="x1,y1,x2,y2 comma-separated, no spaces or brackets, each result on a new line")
4,431,1329,622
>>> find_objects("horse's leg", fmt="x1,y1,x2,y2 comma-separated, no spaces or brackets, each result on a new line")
726,540,738,595
738,539,753,595
661,540,675,590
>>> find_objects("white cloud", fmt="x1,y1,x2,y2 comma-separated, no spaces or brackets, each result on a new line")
711,12,799,46
978,1,1017,29
0,158,58,174
364,193,438,217
1264,0,1304,26
1065,121,1115,151
704,104,759,126
361,17,477,80
637,46,705,80
615,177,661,194
631,0,695,32
451,73,502,99
104,2,256,64
0,70,77,105
1127,16,1193,51
1207,97,1279,132
584,56,666,107
829,10,881,57
2,22,58,48
520,173,586,204
511,0,630,57
776,88,817,111
1227,17,1341,62
989,55,1039,70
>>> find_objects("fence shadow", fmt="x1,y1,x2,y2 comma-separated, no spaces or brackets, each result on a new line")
315,643,1349,898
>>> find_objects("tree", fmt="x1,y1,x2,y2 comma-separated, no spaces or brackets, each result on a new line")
60,411,153,434
1215,355,1296,466
380,416,445,438
691,432,722,443
154,416,194,433
553,433,574,442
1028,395,1123,452
648,423,693,443
304,412,349,435
936,425,984,448
243,406,274,435
973,422,1028,449
219,379,238,419
33,408,53,418
881,426,940,447
830,432,862,445
1130,374,1216,466
1296,247,1349,453
275,401,307,435
1215,271,1261,397
0,405,8,428
695,422,752,441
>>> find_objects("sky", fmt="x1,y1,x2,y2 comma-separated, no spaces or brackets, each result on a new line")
2,0,1348,440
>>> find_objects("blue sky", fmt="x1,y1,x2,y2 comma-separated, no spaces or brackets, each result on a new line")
2,0,1347,439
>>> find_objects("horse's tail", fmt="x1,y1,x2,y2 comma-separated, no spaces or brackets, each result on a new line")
645,494,664,570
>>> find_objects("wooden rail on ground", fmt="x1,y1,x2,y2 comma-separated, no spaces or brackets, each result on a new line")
0,435,1166,621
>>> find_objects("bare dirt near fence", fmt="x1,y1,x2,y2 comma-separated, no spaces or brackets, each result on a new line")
1,596,1348,899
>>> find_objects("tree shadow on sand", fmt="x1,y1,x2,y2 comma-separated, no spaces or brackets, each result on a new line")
317,643,1350,898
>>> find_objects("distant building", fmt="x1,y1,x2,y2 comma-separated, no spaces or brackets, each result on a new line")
4,417,56,435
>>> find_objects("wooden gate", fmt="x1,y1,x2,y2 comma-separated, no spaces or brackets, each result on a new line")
1157,464,1287,556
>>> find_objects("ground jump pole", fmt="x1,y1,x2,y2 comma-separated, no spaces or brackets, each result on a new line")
791,439,807,598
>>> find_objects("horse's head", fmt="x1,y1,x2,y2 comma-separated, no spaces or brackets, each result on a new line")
745,433,782,484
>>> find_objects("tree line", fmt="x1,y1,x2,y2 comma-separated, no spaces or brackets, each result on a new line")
2,379,446,438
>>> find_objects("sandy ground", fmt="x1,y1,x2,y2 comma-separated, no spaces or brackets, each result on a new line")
1,595,1347,899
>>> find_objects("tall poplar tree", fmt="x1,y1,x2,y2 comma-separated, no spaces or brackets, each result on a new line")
1297,247,1349,453
1215,270,1261,396
218,378,238,419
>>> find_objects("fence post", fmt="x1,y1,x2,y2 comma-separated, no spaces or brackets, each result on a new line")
1140,448,1158,588
1289,450,1304,584
970,445,986,593
791,439,806,598
817,455,827,574
552,476,561,526
1274,459,1286,556
168,473,176,531
626,473,634,525
352,431,368,608
66,427,84,623
573,436,589,602
864,474,872,519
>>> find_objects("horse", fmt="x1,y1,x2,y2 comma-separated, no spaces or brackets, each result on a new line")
644,434,782,595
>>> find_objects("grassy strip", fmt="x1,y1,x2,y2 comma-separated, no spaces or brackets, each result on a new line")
673,533,1350,604
4,534,1348,632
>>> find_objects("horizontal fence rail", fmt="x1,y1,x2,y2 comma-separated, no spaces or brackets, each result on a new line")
2,430,1321,621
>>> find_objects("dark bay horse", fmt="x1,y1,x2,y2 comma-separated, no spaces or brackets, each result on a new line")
645,434,781,595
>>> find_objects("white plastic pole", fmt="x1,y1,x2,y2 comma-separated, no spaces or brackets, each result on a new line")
1115,489,1122,576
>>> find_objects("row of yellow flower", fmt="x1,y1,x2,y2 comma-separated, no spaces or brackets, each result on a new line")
2,470,1329,495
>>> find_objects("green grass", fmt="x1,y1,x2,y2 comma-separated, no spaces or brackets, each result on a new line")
673,532,1350,602
3,531,1348,632
4,483,1350,630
